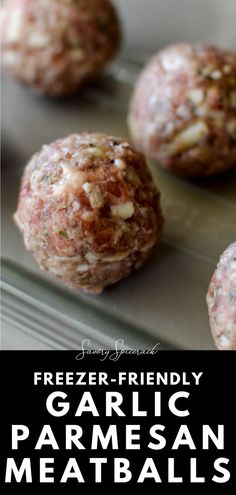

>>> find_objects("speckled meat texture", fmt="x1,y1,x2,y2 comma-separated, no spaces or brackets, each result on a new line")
207,242,236,350
129,44,236,178
0,0,121,97
14,132,163,293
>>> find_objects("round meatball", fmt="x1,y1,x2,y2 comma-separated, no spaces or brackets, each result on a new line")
14,132,163,293
207,242,236,350
129,44,236,178
0,0,121,97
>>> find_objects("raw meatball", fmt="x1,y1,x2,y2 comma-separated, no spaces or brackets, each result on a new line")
0,0,121,97
207,242,236,350
129,44,236,178
14,132,163,293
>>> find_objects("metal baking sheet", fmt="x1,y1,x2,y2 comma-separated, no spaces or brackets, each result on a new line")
1,55,236,350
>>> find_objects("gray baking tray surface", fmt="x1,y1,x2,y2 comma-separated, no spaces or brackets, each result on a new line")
1,52,236,350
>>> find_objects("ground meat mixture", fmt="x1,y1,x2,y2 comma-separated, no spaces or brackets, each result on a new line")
0,0,121,97
207,242,236,350
14,132,163,293
129,44,236,178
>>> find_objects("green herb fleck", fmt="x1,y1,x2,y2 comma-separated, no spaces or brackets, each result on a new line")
41,174,50,182
59,230,69,239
